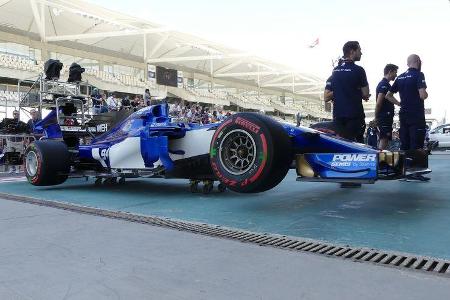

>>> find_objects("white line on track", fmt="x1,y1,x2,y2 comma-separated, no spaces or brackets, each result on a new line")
0,177,27,183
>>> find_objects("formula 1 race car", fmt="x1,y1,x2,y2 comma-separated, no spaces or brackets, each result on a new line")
23,103,431,193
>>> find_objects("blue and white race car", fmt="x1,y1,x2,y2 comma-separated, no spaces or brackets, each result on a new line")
24,103,430,193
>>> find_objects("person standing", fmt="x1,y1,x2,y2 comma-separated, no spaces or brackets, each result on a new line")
374,64,400,149
217,109,225,121
324,75,333,103
186,106,196,122
329,41,370,143
100,93,108,113
324,58,343,104
91,88,103,115
106,94,119,111
296,111,302,127
121,96,131,110
8,110,26,173
366,120,379,148
144,89,151,106
385,54,428,151
27,109,41,133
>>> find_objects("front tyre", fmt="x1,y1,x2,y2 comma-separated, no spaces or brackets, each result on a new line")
210,113,292,193
24,140,70,186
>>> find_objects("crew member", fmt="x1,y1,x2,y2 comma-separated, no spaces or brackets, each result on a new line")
374,64,400,149
324,58,343,103
324,75,333,102
385,54,428,151
0,110,27,132
27,109,41,133
329,41,370,143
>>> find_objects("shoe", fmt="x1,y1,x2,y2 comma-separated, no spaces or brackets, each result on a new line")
405,167,431,176
404,173,431,182
340,182,362,188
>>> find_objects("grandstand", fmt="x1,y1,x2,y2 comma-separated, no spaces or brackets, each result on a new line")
0,0,331,122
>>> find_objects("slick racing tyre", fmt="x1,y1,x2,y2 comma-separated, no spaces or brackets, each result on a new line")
210,113,292,193
24,140,70,186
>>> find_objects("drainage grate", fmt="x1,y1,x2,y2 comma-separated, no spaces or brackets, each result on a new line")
1,192,450,277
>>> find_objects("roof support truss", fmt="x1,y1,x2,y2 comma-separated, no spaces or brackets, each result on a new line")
156,45,192,59
215,71,296,78
260,74,292,85
34,0,140,30
0,0,12,8
45,27,171,42
294,91,322,95
262,82,318,87
149,34,169,58
213,60,244,76
143,34,147,61
29,0,46,42
147,53,251,63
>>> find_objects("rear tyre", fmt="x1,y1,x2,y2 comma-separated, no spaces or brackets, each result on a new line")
24,140,70,186
210,113,292,193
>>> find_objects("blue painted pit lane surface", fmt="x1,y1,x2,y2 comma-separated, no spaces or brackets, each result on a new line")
1,154,449,260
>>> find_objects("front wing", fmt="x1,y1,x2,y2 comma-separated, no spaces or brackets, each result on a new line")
296,150,428,183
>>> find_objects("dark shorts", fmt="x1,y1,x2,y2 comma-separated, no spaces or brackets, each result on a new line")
377,116,393,140
399,115,426,150
334,117,366,143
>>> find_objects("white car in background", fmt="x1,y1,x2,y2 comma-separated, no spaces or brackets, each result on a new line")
429,124,450,148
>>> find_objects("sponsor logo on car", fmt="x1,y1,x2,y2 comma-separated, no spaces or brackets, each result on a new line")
60,125,108,132
332,154,376,162
150,122,168,127
330,154,376,167
235,117,260,134
100,148,109,160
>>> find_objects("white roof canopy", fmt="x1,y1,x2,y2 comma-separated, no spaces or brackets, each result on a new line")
0,0,325,101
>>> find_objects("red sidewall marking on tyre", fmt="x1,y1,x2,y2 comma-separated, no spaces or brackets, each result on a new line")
211,161,237,186
249,133,268,183
234,117,260,134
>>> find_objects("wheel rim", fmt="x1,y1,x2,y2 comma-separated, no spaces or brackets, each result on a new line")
219,129,257,176
26,151,38,177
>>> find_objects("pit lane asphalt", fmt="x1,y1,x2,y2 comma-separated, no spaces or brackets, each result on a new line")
1,153,449,260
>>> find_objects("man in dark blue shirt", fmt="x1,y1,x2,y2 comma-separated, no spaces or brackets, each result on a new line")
374,64,400,149
326,41,370,143
386,54,428,150
323,58,343,103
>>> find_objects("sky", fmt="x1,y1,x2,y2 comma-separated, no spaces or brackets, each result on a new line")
90,0,450,121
